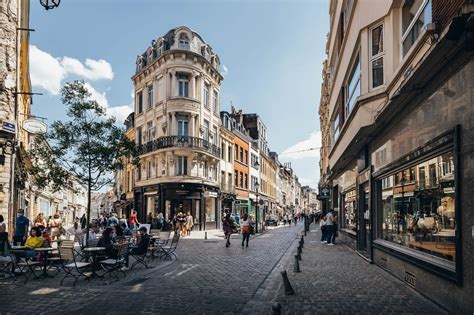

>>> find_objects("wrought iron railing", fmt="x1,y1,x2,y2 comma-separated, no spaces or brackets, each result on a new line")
139,136,220,158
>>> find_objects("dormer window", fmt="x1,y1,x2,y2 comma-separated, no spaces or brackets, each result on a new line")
178,34,190,50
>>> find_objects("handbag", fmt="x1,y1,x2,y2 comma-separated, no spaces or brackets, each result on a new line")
241,225,250,234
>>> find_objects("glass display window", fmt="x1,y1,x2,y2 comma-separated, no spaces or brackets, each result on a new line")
378,151,456,263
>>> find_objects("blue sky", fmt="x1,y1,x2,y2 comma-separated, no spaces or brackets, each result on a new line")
29,0,329,188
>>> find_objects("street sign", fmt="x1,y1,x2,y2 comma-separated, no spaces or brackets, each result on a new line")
319,187,330,199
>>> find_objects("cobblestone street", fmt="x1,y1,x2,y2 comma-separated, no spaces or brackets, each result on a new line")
0,222,446,314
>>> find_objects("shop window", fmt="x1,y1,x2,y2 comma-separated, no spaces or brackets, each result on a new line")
402,0,432,56
379,151,456,263
205,197,216,222
370,24,384,89
342,190,357,231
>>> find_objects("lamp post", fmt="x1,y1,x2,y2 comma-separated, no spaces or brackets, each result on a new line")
39,0,61,10
254,159,260,233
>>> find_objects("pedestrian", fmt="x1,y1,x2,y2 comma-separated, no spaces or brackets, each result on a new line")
49,213,63,240
320,215,327,243
325,210,335,245
331,212,338,244
185,211,194,236
80,213,87,230
67,219,83,242
119,214,128,227
222,214,233,247
13,209,29,246
107,212,119,227
34,213,47,227
240,213,250,247
146,212,153,225
283,214,288,226
288,213,292,225
293,213,297,225
130,210,140,230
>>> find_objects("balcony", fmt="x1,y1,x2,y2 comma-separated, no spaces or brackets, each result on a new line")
139,136,220,158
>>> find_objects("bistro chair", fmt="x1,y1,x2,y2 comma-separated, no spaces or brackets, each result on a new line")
130,237,151,270
159,233,180,261
58,240,90,286
100,243,129,279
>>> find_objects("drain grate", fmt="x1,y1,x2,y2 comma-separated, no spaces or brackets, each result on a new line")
125,277,149,286
404,271,416,288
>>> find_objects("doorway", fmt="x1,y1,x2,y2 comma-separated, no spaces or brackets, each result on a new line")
358,183,371,258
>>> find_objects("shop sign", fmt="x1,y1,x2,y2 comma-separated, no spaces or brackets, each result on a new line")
208,192,218,198
23,118,47,135
319,187,330,199
176,190,189,195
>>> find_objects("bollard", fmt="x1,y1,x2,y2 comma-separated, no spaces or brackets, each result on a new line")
280,270,295,295
205,231,208,240
301,235,304,244
293,255,301,272
299,240,304,249
304,229,307,236
298,243,303,254
297,248,302,261
272,302,282,315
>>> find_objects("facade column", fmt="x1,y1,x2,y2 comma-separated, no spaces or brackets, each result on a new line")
169,113,174,136
190,114,195,137
173,112,177,135
171,71,176,97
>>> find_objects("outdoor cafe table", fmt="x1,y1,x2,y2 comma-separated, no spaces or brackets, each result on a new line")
35,247,55,278
83,247,105,279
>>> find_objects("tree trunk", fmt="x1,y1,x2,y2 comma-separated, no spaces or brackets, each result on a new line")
85,158,92,246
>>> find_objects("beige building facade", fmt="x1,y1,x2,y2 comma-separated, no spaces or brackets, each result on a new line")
132,26,223,230
319,0,474,312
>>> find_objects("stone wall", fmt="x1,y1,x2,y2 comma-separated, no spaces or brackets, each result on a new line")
0,0,18,230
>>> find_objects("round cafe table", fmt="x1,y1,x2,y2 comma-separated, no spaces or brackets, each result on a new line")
35,247,54,278
83,247,106,279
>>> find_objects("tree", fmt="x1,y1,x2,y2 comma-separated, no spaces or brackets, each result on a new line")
29,80,138,243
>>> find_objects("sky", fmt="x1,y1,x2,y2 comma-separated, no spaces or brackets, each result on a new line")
29,0,329,188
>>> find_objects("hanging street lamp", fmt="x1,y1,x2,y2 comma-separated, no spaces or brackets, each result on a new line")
39,0,61,10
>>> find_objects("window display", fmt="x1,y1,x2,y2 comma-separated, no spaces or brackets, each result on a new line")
343,190,357,231
205,197,216,222
379,151,456,263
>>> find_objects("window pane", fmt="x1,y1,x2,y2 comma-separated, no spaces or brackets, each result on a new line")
379,151,456,264
372,57,384,88
184,82,189,97
178,82,183,96
402,0,432,55
372,25,383,56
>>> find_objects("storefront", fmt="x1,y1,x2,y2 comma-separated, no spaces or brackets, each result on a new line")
135,182,220,231
373,133,459,274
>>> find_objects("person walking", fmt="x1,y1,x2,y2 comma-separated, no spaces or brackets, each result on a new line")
0,214,6,233
49,213,62,240
222,214,233,247
325,210,335,245
185,212,194,236
293,213,297,225
240,213,250,247
130,210,139,230
80,213,87,230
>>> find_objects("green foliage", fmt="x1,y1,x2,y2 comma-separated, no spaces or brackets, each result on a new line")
29,80,138,193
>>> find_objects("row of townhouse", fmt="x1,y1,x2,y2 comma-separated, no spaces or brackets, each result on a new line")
318,0,473,313
114,26,312,231
0,0,87,233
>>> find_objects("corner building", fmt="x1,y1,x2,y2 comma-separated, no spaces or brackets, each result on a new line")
319,1,474,313
132,26,223,230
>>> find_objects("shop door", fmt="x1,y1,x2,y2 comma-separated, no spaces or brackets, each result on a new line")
358,183,371,258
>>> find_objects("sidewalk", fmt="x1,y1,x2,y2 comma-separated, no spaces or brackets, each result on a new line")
243,224,446,314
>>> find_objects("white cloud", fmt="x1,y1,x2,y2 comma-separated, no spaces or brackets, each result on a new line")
30,45,66,95
281,131,322,160
84,82,132,123
30,45,114,95
61,57,114,81
221,64,228,75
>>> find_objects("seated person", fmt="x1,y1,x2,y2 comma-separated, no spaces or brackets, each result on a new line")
130,227,150,256
121,223,132,237
97,227,117,259
22,227,44,258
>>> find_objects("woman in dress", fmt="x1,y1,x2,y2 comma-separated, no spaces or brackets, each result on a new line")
222,214,233,247
185,211,194,236
49,213,62,240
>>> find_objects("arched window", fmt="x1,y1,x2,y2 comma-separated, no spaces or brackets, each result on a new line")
178,34,190,50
